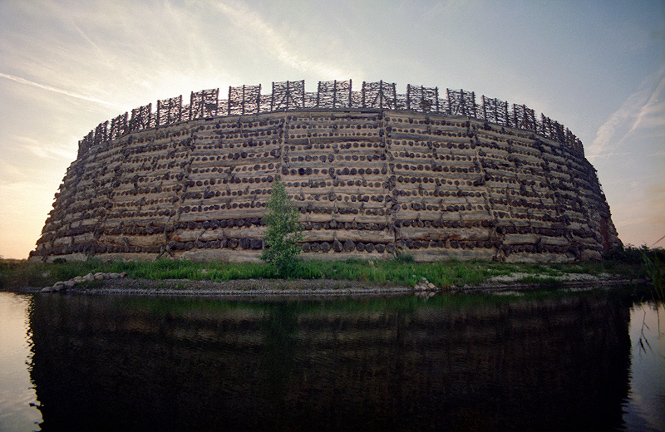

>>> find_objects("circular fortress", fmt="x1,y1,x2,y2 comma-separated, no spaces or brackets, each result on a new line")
32,80,621,262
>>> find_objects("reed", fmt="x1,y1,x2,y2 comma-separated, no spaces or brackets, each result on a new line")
640,249,664,300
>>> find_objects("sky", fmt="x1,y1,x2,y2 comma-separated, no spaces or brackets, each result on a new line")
0,0,664,259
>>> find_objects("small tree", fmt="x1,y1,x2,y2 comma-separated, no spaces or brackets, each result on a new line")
261,179,303,277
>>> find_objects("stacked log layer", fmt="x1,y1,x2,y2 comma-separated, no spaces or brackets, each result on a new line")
32,109,620,262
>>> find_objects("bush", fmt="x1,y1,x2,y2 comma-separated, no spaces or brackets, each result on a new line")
260,180,303,277
604,245,646,264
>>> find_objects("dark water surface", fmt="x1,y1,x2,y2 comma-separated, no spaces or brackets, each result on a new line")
0,290,663,431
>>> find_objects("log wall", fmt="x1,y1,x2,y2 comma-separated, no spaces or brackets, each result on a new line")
32,82,621,262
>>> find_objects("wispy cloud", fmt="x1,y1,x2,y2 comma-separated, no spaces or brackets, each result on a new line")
0,72,120,108
589,66,665,160
13,135,76,162
621,71,665,135
212,0,361,79
1,1,239,111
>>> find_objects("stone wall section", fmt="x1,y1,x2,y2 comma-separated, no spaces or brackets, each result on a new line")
32,109,620,262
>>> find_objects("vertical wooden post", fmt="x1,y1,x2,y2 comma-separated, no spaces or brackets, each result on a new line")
379,80,384,108
482,96,487,121
257,84,261,113
286,80,290,109
228,86,232,116
316,81,321,108
332,80,337,108
406,84,411,110
421,85,425,111
242,85,246,115
362,81,366,108
446,88,451,115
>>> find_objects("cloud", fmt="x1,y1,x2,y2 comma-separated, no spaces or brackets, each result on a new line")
1,1,239,112
0,72,120,108
624,72,665,134
212,0,361,79
588,66,665,160
634,100,665,129
13,136,76,162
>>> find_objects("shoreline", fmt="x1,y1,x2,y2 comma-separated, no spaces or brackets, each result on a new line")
3,275,647,300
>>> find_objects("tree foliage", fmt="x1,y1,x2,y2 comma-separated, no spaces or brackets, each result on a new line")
260,179,303,277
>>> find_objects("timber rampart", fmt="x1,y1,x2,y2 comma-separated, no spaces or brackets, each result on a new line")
32,80,621,262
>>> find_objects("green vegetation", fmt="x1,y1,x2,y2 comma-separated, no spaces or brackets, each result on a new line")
1,244,662,294
604,244,665,299
260,179,303,277
640,249,664,300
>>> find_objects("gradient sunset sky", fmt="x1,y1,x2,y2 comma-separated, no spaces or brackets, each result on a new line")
1,0,664,259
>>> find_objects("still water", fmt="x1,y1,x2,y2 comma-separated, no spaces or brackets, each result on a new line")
0,290,663,432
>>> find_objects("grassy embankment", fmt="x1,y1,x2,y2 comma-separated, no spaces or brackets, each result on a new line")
1,246,662,292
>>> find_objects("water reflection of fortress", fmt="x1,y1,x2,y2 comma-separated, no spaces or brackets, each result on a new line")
29,295,630,431
33,80,620,262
